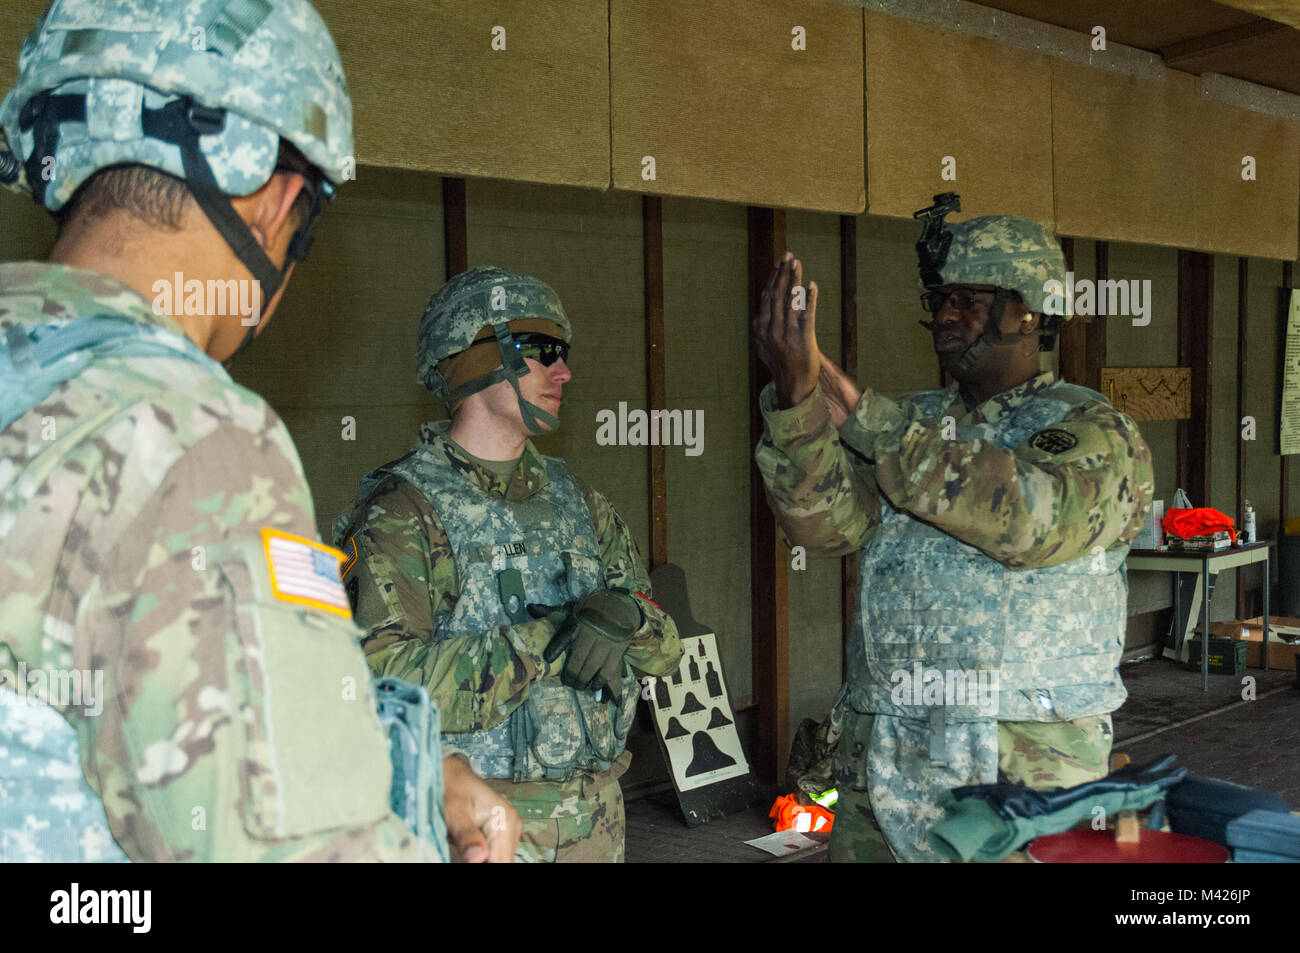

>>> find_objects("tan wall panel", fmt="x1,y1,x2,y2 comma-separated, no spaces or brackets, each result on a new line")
1196,99,1300,260
1053,64,1202,249
611,0,864,212
0,1,46,94
317,0,608,188
864,12,1054,224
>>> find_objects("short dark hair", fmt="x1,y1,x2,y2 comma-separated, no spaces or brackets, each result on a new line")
56,139,315,234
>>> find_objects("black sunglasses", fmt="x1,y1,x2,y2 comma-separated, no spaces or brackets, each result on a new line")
510,333,569,367
470,332,570,367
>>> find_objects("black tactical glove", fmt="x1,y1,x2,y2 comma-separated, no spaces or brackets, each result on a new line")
528,588,644,700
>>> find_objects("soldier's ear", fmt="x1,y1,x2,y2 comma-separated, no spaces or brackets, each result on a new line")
1018,311,1042,336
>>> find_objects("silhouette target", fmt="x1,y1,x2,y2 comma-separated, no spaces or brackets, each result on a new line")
706,707,732,729
680,691,705,715
685,731,737,777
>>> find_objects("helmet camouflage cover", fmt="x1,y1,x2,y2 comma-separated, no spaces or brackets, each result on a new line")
927,214,1070,318
0,0,354,209
416,265,572,432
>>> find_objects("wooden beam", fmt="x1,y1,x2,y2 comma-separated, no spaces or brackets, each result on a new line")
1087,242,1109,393
1160,19,1286,67
840,214,858,683
748,206,790,785
1284,261,1295,525
643,197,668,570
442,176,468,279
1237,257,1249,618
1057,237,1086,385
1177,250,1214,508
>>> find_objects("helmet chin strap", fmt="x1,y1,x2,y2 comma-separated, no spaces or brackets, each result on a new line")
442,323,560,434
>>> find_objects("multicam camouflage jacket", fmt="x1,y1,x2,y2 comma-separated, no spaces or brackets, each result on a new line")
0,261,433,861
333,422,683,735
757,371,1154,569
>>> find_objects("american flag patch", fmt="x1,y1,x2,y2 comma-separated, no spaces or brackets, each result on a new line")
261,528,352,619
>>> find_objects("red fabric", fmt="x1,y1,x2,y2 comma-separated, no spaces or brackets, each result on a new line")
1162,507,1237,543
769,794,834,834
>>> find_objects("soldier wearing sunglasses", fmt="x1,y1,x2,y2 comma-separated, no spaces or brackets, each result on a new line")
334,266,682,862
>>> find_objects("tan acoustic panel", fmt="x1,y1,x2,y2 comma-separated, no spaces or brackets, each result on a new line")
1052,63,1202,249
864,12,1054,225
1195,95,1300,260
317,0,608,188
611,0,864,212
1,1,47,93
1054,60,1300,259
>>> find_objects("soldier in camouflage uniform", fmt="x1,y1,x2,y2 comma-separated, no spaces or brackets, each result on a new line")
0,0,518,862
752,204,1154,862
334,266,683,863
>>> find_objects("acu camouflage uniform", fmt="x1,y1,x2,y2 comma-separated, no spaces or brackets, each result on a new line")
0,263,435,862
335,425,682,863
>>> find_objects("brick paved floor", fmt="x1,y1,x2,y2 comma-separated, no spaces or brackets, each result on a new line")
625,659,1300,863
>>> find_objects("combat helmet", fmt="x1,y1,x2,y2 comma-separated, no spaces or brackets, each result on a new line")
416,265,572,433
0,0,354,352
913,193,1068,374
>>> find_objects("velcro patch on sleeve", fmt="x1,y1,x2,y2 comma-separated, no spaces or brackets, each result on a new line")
261,528,352,619
340,534,358,577
1028,428,1079,454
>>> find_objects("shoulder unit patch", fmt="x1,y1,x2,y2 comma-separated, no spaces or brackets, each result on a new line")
1028,428,1079,454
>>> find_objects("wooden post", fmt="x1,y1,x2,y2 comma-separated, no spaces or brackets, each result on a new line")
442,177,468,279
644,196,668,570
1284,262,1295,526
1087,241,1109,393
1057,237,1085,385
1237,257,1249,618
840,214,858,682
1177,251,1214,508
748,206,790,784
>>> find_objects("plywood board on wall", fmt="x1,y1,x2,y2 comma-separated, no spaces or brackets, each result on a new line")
318,0,609,188
1195,96,1299,260
1054,60,1299,259
611,0,865,212
863,12,1054,225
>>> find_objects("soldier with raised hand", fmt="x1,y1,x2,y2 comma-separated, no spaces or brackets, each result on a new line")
334,265,683,863
752,199,1154,863
0,0,518,862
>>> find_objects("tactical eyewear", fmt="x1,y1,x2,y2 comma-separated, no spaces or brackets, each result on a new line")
470,332,570,367
920,288,1021,314
511,333,570,366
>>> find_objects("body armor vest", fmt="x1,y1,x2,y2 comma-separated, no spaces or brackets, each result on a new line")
848,379,1129,723
389,435,638,782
